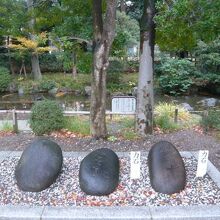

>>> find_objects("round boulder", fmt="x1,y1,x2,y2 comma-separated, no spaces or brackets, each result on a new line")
79,148,119,196
148,141,186,195
15,138,63,192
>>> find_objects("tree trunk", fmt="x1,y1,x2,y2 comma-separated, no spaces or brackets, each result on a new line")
90,0,116,139
120,0,126,13
31,53,42,80
72,52,77,79
6,37,15,75
8,48,15,76
27,0,42,80
136,0,155,136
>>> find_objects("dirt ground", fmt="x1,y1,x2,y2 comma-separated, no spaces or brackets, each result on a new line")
0,128,220,171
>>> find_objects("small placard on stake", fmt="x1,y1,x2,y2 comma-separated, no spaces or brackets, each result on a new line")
130,151,141,179
196,150,209,178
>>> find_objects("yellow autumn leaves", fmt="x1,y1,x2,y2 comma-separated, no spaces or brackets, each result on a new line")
8,32,55,53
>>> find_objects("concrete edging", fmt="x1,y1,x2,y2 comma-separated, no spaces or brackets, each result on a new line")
1,205,220,220
0,151,220,220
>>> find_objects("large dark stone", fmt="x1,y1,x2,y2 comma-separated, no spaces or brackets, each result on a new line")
15,138,63,192
148,141,186,195
79,148,119,196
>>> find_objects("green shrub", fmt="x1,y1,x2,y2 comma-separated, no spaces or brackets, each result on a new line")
76,52,92,74
200,110,220,130
125,60,139,72
157,58,198,95
193,38,220,89
39,80,56,91
30,100,65,135
195,38,220,75
108,59,125,73
107,70,123,92
39,53,63,72
107,71,122,83
0,67,11,92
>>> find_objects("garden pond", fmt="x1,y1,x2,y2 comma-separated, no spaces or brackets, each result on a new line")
0,92,220,111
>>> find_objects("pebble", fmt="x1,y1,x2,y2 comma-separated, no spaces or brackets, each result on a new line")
0,156,220,207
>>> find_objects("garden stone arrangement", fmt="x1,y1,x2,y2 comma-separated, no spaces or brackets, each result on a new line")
79,148,119,196
148,141,186,194
0,139,220,219
15,138,63,192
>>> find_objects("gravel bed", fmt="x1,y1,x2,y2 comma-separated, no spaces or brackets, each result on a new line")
1,129,220,171
0,155,220,207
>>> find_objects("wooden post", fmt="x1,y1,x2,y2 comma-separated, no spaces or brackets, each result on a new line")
12,109,18,133
203,110,208,133
174,108,178,123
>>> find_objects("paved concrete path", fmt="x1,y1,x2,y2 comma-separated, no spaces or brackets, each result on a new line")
0,151,220,220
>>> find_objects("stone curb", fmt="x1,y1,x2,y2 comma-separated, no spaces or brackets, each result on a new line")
0,150,193,159
1,205,220,220
0,151,220,220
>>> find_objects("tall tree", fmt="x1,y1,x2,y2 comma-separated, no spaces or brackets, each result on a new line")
27,0,42,80
90,0,116,139
136,0,155,135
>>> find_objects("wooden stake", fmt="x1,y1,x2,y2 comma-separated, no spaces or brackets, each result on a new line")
12,109,18,133
174,108,178,123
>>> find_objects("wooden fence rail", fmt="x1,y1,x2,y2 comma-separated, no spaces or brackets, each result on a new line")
0,110,136,116
0,108,219,133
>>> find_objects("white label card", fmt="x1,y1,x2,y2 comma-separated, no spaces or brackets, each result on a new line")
130,151,141,179
196,150,209,178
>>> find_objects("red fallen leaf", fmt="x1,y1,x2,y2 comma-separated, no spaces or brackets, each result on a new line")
103,201,113,206
86,200,101,206
154,127,164,134
117,184,125,190
0,131,14,137
192,126,204,134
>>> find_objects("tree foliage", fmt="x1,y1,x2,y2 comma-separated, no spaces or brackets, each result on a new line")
195,37,220,74
9,33,51,54
112,11,139,56
0,66,11,92
157,58,198,95
0,0,26,36
155,0,220,52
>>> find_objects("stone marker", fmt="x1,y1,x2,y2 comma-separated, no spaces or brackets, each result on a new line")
15,138,63,192
79,148,119,196
148,141,186,195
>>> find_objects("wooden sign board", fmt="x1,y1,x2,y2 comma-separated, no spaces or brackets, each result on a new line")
112,96,136,113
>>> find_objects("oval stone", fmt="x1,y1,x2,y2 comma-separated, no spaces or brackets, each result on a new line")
15,138,63,192
79,148,119,196
148,141,186,195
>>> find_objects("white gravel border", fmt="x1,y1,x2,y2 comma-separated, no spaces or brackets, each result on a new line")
0,151,220,220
